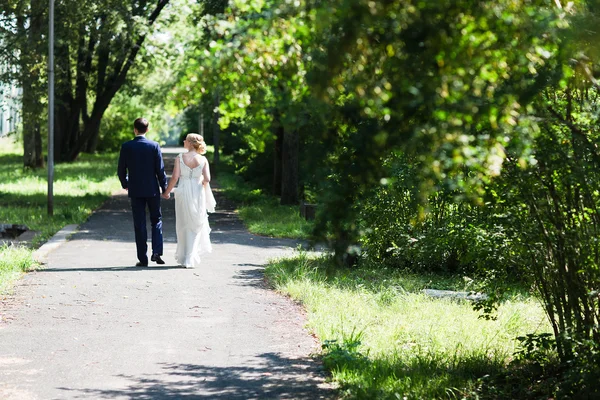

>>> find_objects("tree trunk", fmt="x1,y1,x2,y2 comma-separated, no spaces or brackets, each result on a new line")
22,102,43,168
212,95,220,177
198,103,204,136
84,115,103,154
54,91,80,162
22,82,44,168
76,96,111,158
273,124,283,196
280,127,299,205
53,30,77,162
20,0,44,169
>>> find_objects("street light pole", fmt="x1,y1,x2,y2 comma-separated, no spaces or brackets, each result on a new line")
47,0,54,216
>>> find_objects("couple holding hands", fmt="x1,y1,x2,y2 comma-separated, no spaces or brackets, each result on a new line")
117,117,216,268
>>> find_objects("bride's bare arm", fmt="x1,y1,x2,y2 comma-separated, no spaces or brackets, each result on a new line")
202,158,211,185
162,156,181,198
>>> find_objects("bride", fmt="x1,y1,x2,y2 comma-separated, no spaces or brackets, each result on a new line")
162,133,216,268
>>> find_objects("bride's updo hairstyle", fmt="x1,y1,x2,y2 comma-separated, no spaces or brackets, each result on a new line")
186,133,207,155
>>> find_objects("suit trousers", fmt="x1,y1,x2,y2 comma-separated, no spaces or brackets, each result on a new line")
130,196,163,263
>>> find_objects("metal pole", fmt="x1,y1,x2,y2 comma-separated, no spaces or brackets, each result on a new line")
47,0,54,216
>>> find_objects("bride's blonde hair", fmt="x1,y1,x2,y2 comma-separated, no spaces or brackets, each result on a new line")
186,133,207,155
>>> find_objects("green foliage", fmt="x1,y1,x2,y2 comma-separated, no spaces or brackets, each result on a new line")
514,333,557,366
96,0,197,150
184,0,571,261
98,92,171,151
356,79,600,373
188,0,314,132
310,0,570,262
496,83,600,362
558,339,600,398
358,153,524,290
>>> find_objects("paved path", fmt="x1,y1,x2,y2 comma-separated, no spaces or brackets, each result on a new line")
0,149,334,399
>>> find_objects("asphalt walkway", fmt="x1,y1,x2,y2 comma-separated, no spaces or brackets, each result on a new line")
0,149,334,399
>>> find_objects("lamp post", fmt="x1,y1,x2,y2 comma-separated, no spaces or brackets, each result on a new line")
47,0,54,216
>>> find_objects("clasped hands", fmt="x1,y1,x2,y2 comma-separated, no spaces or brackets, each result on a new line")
161,191,170,200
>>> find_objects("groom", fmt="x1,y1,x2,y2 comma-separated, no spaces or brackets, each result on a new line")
117,117,168,266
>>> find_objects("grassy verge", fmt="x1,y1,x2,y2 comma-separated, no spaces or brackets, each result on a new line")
216,168,313,239
0,245,36,293
0,136,121,291
265,253,551,399
0,138,121,245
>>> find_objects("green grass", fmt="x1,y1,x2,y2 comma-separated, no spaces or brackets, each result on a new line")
0,244,36,293
0,137,121,245
265,253,551,399
0,136,121,291
217,169,313,239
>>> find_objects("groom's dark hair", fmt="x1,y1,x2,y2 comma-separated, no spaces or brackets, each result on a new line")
134,117,149,133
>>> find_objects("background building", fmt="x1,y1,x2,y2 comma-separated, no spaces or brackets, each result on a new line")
0,81,21,137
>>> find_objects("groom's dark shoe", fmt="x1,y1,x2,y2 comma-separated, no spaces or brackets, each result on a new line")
151,254,165,265
136,261,148,267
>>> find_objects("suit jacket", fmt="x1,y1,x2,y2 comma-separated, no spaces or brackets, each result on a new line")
117,135,168,198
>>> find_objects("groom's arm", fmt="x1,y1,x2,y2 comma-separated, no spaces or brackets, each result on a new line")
117,144,128,189
155,145,168,193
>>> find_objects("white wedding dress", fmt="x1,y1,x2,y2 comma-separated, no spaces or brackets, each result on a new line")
174,154,216,268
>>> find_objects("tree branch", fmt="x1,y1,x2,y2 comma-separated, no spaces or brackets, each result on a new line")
547,105,600,167
116,0,170,84
576,58,600,91
96,0,170,113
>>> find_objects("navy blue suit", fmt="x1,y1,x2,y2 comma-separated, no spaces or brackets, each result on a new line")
117,135,168,264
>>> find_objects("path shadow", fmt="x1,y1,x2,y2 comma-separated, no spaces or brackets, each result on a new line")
56,352,333,399
36,265,187,273
231,267,269,289
76,193,314,251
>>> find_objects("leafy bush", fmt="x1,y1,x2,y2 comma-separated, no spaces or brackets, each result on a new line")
359,154,524,283
558,339,600,398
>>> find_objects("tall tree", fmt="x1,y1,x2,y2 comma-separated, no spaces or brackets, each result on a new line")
3,0,46,168
52,0,169,162
1,0,172,164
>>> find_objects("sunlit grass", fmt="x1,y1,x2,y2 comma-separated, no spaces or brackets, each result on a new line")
217,170,313,239
266,254,551,399
0,244,38,294
0,149,121,244
0,135,21,154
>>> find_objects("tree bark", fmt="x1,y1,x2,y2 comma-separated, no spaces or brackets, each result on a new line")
53,22,77,162
280,126,299,205
22,94,44,168
212,94,220,177
273,123,283,196
20,0,44,169
83,115,103,154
